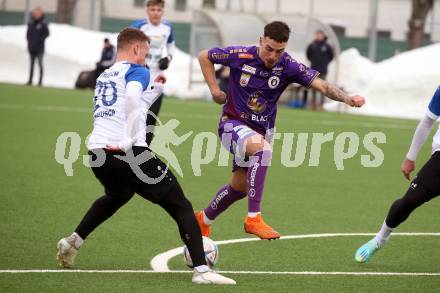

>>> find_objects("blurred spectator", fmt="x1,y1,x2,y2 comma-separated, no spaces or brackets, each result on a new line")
95,38,116,79
26,6,49,86
215,66,230,93
305,30,334,110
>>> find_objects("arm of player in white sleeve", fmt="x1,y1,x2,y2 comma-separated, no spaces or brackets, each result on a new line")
406,111,438,161
142,80,165,109
112,81,144,152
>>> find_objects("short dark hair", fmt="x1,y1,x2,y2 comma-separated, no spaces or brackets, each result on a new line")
264,21,291,43
146,0,165,7
117,28,150,50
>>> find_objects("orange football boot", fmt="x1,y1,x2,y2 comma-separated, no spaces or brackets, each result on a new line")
244,214,280,240
194,211,211,237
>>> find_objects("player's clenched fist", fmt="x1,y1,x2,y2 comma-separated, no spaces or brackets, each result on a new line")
346,95,366,107
401,158,416,181
211,89,227,105
154,74,167,84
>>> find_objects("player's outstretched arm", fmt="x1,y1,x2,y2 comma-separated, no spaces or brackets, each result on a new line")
310,77,365,107
198,50,226,104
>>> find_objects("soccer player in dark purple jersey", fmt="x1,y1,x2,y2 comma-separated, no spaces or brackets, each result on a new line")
195,21,365,240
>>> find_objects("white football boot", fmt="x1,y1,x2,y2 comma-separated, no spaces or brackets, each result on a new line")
56,235,79,268
192,270,236,285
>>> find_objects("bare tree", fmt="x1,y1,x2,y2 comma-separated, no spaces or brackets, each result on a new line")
55,0,77,24
408,0,434,49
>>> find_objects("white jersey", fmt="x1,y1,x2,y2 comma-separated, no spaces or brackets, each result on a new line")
87,61,150,150
427,86,440,153
131,18,175,79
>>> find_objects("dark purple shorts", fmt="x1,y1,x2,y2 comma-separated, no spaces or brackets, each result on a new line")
218,118,262,172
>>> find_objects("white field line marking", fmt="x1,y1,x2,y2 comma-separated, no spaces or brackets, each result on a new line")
150,233,440,272
0,270,439,276
0,103,414,130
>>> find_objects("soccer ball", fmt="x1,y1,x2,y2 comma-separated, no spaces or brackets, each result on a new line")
183,236,219,268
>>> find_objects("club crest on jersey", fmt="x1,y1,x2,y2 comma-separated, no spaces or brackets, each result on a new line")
247,91,266,113
268,76,280,89
242,64,257,75
240,73,251,87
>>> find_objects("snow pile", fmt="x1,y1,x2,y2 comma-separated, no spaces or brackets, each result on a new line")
326,44,440,119
0,23,439,119
0,24,208,97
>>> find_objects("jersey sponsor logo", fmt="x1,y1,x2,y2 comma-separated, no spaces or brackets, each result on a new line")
242,64,257,75
100,71,119,78
93,108,115,118
229,48,248,54
210,189,229,210
249,162,260,189
240,73,251,87
272,67,283,76
240,112,250,119
247,91,266,113
268,76,280,89
150,34,162,40
238,53,254,59
211,52,230,60
251,114,268,122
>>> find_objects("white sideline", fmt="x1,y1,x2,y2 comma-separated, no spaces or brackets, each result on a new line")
0,270,439,276
150,232,440,272
1,233,439,276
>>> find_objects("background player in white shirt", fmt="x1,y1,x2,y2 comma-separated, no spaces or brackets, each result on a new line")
355,86,440,263
131,0,175,145
56,28,235,285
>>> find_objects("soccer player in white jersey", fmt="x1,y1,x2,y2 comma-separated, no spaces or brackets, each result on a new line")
355,86,440,263
131,0,175,145
56,28,235,285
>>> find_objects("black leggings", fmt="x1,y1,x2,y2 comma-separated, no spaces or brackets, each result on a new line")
145,94,163,146
385,152,440,228
75,147,206,267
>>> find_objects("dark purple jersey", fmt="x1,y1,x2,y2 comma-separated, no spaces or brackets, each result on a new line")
208,45,319,132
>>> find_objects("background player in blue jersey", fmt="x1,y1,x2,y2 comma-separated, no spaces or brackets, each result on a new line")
56,28,235,285
195,21,366,240
131,0,175,146
355,86,440,263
